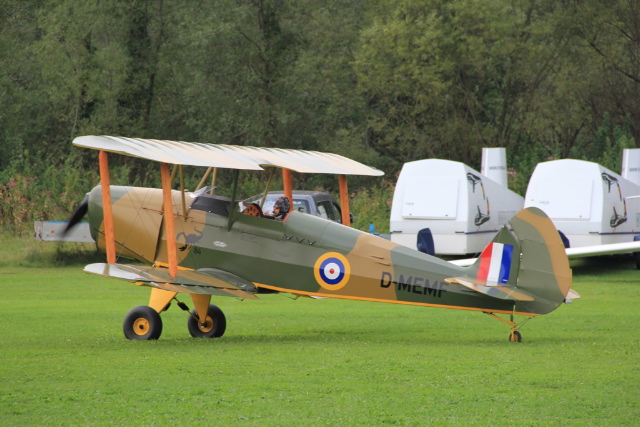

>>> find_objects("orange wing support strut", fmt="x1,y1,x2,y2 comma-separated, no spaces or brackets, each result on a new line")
339,174,351,226
282,168,293,207
160,163,178,279
98,151,117,264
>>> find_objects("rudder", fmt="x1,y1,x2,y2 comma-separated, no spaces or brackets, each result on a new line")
508,207,573,314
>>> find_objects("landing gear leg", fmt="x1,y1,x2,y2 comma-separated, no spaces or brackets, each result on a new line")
508,311,522,342
484,311,527,343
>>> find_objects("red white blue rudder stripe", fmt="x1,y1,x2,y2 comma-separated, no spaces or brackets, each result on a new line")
476,242,514,286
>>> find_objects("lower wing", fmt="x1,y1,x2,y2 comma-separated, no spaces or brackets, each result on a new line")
84,263,258,299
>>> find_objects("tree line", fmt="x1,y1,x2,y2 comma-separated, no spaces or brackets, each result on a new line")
1,0,639,233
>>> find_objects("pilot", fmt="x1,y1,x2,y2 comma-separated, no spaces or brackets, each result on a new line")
272,197,290,221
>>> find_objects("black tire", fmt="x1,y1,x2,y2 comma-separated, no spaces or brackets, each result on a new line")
187,304,226,338
509,330,522,342
123,306,163,340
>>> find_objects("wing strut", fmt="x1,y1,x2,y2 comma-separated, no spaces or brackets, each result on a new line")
282,168,293,207
98,151,116,264
179,165,187,217
339,174,351,226
160,163,178,279
227,169,239,231
196,167,213,191
259,167,277,208
210,167,218,193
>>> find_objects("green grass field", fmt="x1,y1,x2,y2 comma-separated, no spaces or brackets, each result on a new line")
0,238,638,425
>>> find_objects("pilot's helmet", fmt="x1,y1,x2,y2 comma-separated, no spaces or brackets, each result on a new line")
274,197,290,214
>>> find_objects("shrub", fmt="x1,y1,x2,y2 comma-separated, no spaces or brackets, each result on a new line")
0,173,87,236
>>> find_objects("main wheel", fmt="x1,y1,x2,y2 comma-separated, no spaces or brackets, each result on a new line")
123,306,163,340
187,304,226,338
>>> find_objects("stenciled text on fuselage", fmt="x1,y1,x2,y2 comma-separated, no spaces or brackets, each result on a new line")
380,272,447,298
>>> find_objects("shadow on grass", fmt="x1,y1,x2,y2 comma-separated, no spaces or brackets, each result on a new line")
160,326,563,347
49,243,105,266
16,243,105,267
570,254,636,275
0,234,105,268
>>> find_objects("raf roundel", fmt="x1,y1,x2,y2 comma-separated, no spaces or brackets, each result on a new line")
314,252,351,291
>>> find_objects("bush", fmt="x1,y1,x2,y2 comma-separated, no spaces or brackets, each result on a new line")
346,180,395,234
0,173,88,236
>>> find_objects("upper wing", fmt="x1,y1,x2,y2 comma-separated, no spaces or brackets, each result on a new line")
73,136,384,176
84,263,258,299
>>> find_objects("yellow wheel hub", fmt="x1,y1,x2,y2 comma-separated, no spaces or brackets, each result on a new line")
133,318,150,336
199,316,214,333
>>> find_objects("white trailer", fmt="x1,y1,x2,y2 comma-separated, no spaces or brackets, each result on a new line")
390,148,524,255
524,153,640,247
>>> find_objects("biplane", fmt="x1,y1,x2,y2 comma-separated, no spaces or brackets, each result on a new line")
66,136,580,342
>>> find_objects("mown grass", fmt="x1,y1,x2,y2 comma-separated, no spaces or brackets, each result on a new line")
0,236,638,425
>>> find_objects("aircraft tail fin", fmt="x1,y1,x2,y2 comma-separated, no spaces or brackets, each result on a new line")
462,207,574,315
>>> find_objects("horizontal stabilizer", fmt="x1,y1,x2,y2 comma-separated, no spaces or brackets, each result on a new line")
567,289,581,299
445,276,536,301
565,289,581,302
84,263,258,299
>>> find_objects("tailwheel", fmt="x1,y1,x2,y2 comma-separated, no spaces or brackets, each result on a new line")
509,330,522,342
187,304,226,338
123,306,163,340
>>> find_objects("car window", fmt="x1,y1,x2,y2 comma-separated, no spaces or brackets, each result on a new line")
291,199,310,213
316,203,328,219
317,201,337,221
333,202,343,223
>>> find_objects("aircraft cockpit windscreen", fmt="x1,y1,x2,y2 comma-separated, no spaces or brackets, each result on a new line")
190,189,232,216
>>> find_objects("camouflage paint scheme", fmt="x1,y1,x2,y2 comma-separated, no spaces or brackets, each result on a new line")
86,185,573,320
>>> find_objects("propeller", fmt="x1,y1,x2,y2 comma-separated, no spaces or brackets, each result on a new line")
62,194,89,236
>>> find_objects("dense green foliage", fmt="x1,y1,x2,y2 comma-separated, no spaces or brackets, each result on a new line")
1,0,639,234
0,238,638,425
